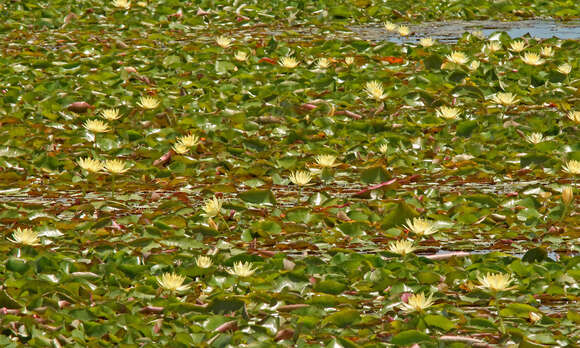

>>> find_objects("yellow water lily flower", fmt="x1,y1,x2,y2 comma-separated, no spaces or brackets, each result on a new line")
8,228,40,246
471,30,485,39
509,40,526,53
398,25,410,36
112,0,130,9
344,57,355,66
540,46,554,57
203,196,223,217
172,142,189,154
446,51,469,65
137,96,160,109
404,218,438,236
83,119,110,133
468,60,480,71
388,240,416,256
156,272,190,292
315,154,338,168
234,51,248,62
215,36,232,48
557,63,572,75
316,58,331,69
399,292,435,313
562,160,580,175
436,106,461,120
379,143,388,154
562,186,573,205
485,41,501,53
100,108,122,121
289,170,312,186
384,21,397,32
177,134,200,147
279,56,299,68
364,80,386,101
567,111,580,123
77,157,104,173
477,272,514,292
227,261,256,277
419,37,435,47
104,159,129,174
525,133,544,144
521,52,545,66
196,255,213,268
491,92,518,106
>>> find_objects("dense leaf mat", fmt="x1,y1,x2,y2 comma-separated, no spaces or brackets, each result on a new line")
0,1,579,347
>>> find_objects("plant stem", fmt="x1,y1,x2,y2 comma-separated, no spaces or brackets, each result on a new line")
495,294,506,335
82,174,87,198
111,174,115,198
219,214,229,232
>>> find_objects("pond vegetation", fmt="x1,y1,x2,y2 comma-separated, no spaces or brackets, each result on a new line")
0,1,579,347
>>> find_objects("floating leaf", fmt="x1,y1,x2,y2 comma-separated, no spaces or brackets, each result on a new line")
522,247,548,263
500,303,541,318
391,330,432,345
322,309,360,328
239,189,276,204
360,166,389,184
424,314,456,331
314,279,347,295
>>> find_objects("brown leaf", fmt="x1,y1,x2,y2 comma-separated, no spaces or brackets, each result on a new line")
301,103,318,111
153,150,174,167
150,191,163,201
335,110,362,119
277,304,309,312
137,75,153,85
353,178,397,196
503,120,520,127
249,249,275,257
63,12,78,25
257,116,284,124
274,329,294,341
336,211,351,222
67,102,93,114
140,306,164,314
439,335,491,348
215,320,237,333
153,319,163,334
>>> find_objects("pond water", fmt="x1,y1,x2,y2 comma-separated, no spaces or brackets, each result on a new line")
260,19,580,43
350,19,580,43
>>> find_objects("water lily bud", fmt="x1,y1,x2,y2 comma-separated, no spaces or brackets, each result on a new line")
529,311,541,323
562,186,573,205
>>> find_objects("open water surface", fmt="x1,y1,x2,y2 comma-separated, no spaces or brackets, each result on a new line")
349,19,580,43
